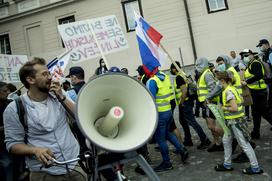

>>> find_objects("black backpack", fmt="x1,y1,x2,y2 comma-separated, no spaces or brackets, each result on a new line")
186,75,198,100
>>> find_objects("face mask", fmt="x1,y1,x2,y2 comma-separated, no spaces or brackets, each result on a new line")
217,64,226,72
243,57,250,65
259,46,266,52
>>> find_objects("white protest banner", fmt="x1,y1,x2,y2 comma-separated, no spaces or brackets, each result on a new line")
58,15,128,63
0,54,28,83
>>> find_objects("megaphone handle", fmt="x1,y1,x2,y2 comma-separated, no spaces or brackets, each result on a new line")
135,154,160,181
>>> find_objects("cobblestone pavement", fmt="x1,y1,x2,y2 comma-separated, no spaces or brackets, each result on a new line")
122,111,272,181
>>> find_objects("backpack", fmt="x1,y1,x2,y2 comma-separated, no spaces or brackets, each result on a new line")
10,97,29,181
261,61,272,83
186,75,198,100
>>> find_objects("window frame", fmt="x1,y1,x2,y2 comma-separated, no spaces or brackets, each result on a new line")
0,33,12,54
205,0,229,14
57,15,75,48
121,0,143,32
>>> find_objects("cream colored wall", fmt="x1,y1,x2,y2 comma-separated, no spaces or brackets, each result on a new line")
189,0,272,60
0,0,272,78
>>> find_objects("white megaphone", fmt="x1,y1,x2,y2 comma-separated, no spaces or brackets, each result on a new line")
76,73,158,153
95,106,124,138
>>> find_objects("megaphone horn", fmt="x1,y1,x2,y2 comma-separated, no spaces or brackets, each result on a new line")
76,73,158,153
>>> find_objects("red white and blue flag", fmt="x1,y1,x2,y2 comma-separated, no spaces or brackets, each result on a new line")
135,13,167,76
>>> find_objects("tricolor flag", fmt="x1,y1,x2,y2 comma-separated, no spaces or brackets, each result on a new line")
134,12,167,76
47,50,71,81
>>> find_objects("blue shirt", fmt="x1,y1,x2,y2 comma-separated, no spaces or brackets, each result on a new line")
67,89,77,102
269,52,272,65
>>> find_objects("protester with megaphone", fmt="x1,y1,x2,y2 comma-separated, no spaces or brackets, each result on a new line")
3,57,85,181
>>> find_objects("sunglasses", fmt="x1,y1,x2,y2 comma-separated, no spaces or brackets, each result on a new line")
243,54,250,57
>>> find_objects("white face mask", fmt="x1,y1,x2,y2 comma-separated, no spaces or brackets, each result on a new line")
243,57,250,65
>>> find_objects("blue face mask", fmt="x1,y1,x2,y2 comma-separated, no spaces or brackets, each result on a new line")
217,64,226,72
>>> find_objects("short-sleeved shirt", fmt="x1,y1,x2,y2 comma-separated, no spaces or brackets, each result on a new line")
4,93,79,175
176,75,186,89
226,89,235,103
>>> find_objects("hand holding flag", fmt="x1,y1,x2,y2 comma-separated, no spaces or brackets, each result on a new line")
47,50,71,81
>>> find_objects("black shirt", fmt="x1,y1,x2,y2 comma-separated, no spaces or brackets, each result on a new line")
245,60,264,84
176,75,186,88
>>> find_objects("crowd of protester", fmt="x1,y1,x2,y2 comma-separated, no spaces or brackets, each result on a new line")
0,38,272,180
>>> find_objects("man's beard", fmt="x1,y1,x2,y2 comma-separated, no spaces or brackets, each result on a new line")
38,86,50,93
37,82,51,93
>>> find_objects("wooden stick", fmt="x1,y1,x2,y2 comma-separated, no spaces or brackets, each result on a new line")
89,20,110,69
160,44,187,79
3,57,10,83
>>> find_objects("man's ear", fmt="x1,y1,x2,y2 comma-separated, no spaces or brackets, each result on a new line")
26,76,35,86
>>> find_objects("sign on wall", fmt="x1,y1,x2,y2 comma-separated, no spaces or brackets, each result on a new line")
58,15,129,63
0,54,28,82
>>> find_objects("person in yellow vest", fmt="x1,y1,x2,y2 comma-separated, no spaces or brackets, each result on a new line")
214,71,263,175
240,49,272,139
216,56,243,95
170,62,211,149
195,57,224,152
145,68,188,172
215,55,257,163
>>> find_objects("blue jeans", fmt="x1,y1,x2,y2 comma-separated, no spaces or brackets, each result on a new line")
0,150,13,181
180,101,208,143
155,110,185,163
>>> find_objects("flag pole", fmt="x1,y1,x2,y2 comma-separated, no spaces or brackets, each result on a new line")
2,57,10,83
89,20,110,69
160,44,187,80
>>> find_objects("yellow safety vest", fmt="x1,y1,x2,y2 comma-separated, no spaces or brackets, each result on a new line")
174,73,188,105
197,69,219,102
222,85,245,119
149,72,172,112
244,60,267,90
228,67,242,95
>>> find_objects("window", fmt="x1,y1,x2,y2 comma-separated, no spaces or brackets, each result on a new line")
0,34,11,54
121,0,143,32
0,0,4,4
206,0,228,13
58,15,75,47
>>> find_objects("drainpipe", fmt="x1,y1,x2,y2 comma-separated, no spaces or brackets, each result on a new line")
183,0,197,63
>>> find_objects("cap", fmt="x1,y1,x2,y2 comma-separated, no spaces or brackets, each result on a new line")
239,49,258,56
256,39,269,47
208,62,215,68
109,67,120,72
66,66,84,78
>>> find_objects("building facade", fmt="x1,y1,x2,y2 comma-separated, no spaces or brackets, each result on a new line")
0,0,271,76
